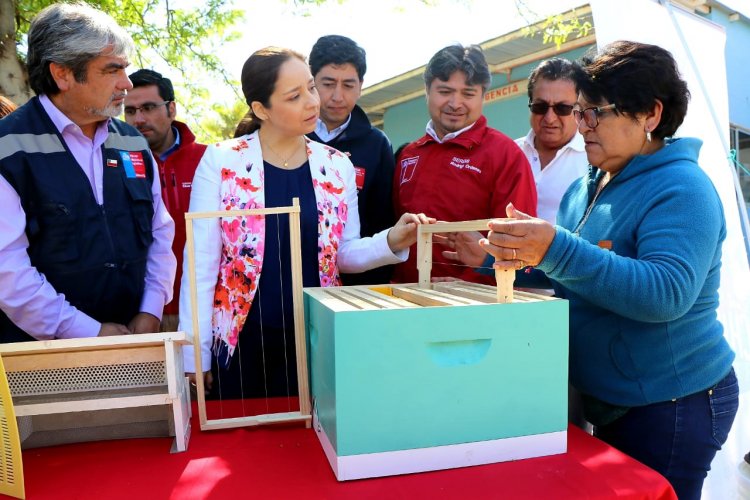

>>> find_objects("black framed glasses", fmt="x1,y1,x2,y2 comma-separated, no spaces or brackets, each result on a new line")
123,101,171,116
572,104,617,129
528,101,575,116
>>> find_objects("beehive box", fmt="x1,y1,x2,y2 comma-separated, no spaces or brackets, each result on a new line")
304,281,568,481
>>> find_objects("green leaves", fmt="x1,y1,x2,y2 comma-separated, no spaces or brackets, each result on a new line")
519,5,592,50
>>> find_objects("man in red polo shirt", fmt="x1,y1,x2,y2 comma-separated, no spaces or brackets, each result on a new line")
124,69,206,331
393,44,536,284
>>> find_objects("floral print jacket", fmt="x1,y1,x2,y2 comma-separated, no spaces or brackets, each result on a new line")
180,131,406,372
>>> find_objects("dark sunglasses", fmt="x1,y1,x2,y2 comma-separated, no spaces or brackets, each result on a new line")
528,102,575,116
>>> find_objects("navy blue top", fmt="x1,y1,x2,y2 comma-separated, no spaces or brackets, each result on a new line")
245,161,320,329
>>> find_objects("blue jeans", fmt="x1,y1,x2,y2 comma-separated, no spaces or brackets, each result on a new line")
594,368,739,500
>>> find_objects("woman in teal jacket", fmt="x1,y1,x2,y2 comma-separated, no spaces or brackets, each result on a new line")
482,41,738,500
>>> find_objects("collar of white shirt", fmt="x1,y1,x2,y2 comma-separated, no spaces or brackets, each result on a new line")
425,120,476,144
315,115,352,142
519,129,586,155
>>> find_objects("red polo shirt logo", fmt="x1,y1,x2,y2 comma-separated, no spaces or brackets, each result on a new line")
400,156,418,185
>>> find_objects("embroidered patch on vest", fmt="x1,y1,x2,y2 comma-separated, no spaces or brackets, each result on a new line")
354,167,365,190
119,151,146,178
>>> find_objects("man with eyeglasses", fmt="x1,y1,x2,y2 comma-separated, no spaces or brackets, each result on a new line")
0,4,175,342
124,69,207,331
516,58,589,224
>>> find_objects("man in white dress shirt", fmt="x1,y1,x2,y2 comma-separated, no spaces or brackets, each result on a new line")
516,57,589,224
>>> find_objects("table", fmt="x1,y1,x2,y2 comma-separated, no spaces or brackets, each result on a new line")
12,401,677,499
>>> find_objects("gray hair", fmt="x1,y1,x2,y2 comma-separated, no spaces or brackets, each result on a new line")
27,2,134,96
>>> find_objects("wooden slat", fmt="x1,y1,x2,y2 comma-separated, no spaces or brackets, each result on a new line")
304,288,361,312
185,205,301,220
413,287,485,305
431,282,498,303
324,289,381,310
417,219,500,233
289,199,312,422
417,231,432,288
432,279,558,304
200,412,312,431
496,268,515,303
0,332,188,356
2,345,165,372
391,287,451,307
14,393,172,416
349,287,417,308
390,286,482,307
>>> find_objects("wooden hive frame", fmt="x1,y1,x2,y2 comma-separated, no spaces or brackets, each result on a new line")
184,198,312,431
0,332,191,454
416,219,515,303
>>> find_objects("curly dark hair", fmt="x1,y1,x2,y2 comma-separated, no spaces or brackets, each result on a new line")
574,40,690,140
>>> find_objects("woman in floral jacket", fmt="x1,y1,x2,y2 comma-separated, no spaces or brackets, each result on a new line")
180,47,431,398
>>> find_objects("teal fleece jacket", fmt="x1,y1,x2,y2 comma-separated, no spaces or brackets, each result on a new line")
539,137,734,406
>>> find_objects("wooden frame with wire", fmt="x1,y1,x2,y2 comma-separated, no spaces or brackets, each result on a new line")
416,219,515,303
185,198,311,431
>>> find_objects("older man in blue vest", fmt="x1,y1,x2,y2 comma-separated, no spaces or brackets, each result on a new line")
0,3,175,342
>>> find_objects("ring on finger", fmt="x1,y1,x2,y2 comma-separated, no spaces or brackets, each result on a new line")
512,248,517,260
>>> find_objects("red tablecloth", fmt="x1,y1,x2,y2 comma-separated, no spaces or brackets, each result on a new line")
13,402,677,500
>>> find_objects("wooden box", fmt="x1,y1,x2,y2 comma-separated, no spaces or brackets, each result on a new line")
0,332,191,453
304,282,568,480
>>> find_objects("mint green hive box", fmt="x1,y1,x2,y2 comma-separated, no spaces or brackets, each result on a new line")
304,282,569,481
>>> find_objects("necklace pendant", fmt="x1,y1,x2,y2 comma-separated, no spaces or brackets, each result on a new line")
283,161,288,168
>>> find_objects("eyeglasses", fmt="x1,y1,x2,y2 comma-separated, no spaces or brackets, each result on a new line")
123,101,171,116
572,104,617,129
528,101,575,116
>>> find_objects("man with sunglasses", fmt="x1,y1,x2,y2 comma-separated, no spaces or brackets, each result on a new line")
516,58,588,224
124,69,207,331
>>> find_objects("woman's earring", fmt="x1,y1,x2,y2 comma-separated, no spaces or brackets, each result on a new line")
646,130,652,143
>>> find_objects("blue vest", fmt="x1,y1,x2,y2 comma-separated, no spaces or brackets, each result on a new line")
0,97,155,342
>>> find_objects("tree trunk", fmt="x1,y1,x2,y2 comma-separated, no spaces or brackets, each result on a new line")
0,0,31,105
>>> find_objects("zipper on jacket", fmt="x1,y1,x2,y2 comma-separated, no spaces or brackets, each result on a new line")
572,173,615,236
100,204,118,269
